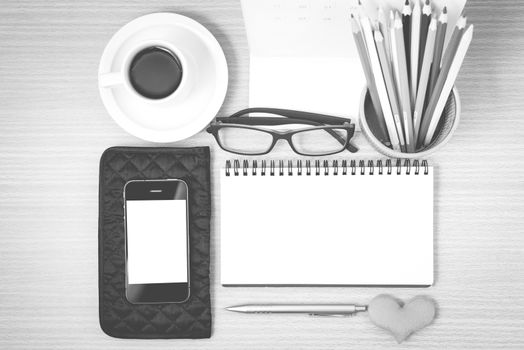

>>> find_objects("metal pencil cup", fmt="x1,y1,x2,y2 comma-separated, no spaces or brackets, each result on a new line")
359,87,461,159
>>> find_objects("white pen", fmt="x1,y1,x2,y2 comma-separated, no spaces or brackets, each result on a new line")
226,304,368,317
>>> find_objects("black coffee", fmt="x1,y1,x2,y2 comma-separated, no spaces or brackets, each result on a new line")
129,46,183,99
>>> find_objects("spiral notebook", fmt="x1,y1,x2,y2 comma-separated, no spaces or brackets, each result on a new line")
220,159,434,286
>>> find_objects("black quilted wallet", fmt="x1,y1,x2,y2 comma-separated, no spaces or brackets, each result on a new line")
98,147,212,339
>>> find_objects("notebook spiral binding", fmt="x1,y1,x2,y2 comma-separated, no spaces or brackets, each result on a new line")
225,159,429,177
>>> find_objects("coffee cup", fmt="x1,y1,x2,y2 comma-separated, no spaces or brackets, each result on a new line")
99,40,189,103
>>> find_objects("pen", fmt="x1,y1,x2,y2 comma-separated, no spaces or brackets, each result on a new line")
226,304,368,317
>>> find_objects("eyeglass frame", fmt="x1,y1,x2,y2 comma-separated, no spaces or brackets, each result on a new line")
206,108,358,156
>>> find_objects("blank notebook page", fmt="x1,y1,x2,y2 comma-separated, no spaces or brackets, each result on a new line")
220,161,433,286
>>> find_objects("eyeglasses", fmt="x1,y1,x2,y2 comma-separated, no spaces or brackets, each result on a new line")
206,108,358,156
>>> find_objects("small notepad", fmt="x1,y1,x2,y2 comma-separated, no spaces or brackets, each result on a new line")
220,160,434,286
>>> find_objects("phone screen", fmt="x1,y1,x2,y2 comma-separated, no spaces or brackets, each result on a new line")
124,180,190,303
126,199,187,284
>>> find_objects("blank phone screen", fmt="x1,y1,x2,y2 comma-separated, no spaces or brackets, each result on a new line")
126,199,188,284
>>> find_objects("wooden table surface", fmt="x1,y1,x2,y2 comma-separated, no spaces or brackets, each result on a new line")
1,0,523,348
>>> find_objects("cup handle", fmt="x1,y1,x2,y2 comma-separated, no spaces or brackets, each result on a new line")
99,72,124,88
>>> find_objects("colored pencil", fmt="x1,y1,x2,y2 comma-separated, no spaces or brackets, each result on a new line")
401,0,412,76
413,16,437,141
427,7,448,100
377,6,391,62
351,14,391,146
419,23,472,146
389,10,402,97
418,0,432,80
410,0,421,108
439,13,467,74
375,30,408,151
360,15,402,151
391,12,415,152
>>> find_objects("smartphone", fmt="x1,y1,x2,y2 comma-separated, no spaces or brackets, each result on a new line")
124,179,190,304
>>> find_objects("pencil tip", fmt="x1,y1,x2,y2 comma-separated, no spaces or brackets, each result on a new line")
405,0,409,5
395,11,402,22
425,0,430,4
429,16,437,28
456,13,467,27
358,0,362,5
350,14,360,32
378,5,384,17
443,6,447,14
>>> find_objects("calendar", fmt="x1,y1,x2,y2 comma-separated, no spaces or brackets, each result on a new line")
241,0,466,119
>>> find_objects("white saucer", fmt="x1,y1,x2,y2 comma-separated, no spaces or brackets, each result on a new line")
98,13,228,143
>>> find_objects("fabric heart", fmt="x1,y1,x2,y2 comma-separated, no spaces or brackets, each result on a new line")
368,295,437,343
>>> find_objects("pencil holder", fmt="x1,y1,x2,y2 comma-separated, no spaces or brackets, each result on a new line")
359,87,460,159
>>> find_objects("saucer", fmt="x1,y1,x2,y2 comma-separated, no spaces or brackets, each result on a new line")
98,13,228,143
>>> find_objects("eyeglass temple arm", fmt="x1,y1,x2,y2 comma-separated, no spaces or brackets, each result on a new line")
215,117,323,126
227,108,352,125
334,125,358,153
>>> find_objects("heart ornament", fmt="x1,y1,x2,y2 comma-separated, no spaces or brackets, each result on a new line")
368,295,437,343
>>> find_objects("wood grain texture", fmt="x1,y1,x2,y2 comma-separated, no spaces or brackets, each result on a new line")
1,0,523,348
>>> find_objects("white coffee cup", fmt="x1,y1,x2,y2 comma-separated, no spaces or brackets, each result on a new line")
98,40,190,103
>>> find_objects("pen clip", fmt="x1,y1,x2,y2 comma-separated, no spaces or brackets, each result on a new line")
308,313,355,318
